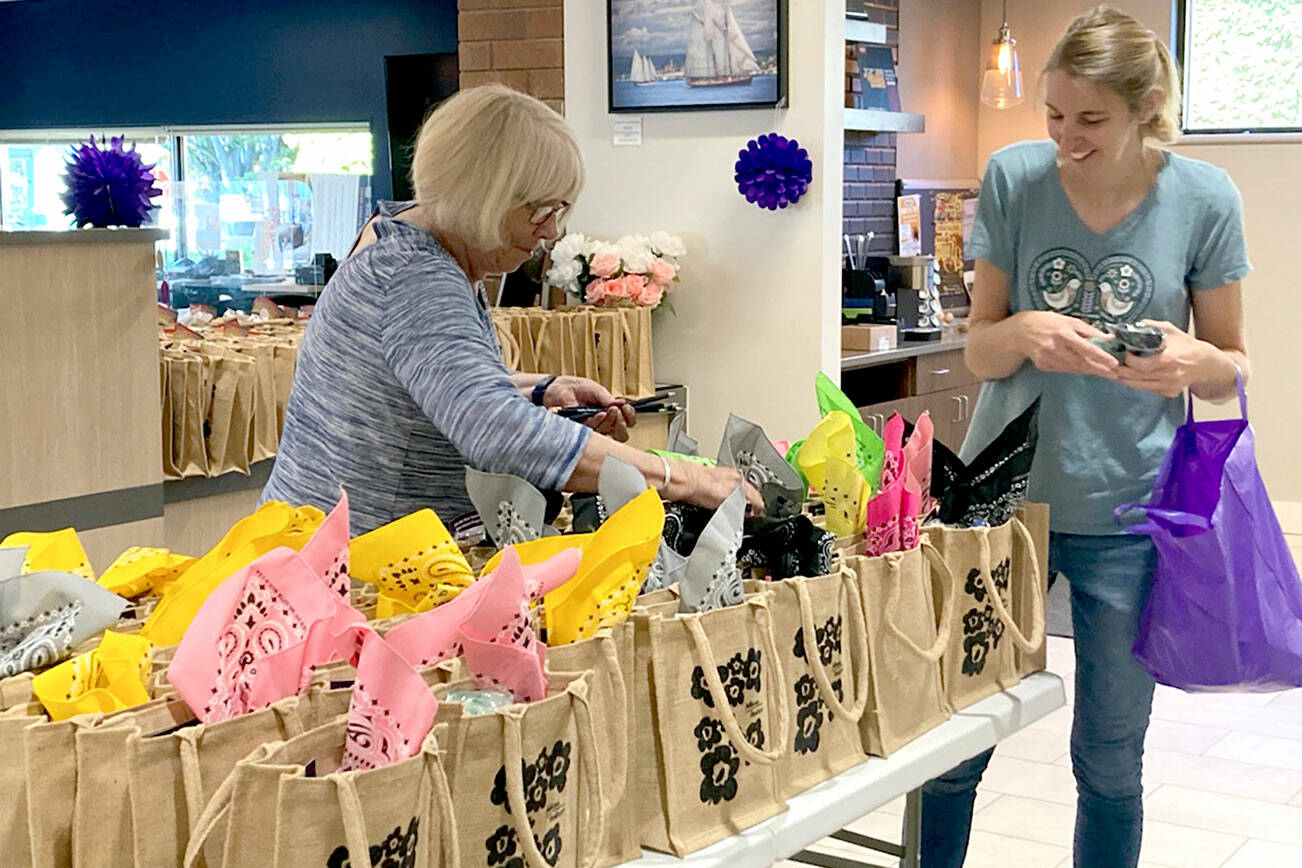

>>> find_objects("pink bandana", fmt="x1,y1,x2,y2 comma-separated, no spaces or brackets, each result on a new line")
168,493,364,722
384,546,581,701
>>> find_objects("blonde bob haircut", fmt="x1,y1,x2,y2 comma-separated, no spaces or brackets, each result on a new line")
410,84,584,250
1045,5,1183,145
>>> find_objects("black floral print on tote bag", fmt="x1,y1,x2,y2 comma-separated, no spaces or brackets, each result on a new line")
961,557,1011,676
791,615,844,753
690,648,766,803
486,739,573,866
327,818,419,868
792,674,827,754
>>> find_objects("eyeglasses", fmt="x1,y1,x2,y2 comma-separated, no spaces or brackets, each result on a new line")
527,200,571,225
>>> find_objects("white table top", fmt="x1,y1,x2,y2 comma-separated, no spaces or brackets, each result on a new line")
627,671,1067,867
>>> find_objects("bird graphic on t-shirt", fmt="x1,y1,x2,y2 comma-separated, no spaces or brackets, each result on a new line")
1043,277,1080,309
1099,281,1135,318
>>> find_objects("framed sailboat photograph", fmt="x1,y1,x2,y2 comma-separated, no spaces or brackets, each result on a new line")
608,0,787,112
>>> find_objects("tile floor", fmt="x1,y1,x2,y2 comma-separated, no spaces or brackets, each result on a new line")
779,593,1302,866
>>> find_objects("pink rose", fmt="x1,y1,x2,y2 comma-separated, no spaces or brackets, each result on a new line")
648,257,677,286
635,280,663,308
585,278,609,303
589,252,620,278
610,274,639,299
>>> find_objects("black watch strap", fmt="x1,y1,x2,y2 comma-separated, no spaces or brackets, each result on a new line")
531,375,558,406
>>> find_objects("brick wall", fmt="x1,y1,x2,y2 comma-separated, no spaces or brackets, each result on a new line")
457,0,565,113
844,0,900,257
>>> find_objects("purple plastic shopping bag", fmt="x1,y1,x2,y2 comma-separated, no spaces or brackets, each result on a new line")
1116,374,1302,691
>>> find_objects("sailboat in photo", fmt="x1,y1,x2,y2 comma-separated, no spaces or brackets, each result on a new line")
683,0,761,87
629,48,658,86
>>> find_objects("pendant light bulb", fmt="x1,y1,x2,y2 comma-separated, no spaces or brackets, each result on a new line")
981,4,1023,109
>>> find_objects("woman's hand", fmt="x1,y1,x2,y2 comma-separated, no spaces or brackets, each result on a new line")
544,376,637,441
1014,311,1121,378
1114,321,1221,399
668,461,765,515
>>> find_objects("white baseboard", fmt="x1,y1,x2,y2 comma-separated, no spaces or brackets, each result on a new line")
1275,501,1302,535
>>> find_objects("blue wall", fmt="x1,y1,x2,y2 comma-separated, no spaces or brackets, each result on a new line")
0,0,458,200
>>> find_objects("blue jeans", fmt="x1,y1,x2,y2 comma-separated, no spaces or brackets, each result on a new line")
920,532,1157,868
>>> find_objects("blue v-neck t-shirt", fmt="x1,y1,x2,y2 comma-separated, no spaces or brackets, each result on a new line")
962,140,1251,534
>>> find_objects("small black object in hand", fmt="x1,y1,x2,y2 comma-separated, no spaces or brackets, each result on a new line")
1088,321,1165,362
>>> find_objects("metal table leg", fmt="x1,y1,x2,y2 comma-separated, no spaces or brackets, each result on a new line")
900,787,922,868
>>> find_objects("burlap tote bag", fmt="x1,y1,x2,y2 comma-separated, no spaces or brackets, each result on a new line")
925,515,1046,712
234,338,279,464
182,719,458,868
126,695,314,867
533,311,569,378
271,342,298,434
546,625,637,868
436,670,607,868
591,310,625,398
565,308,597,380
71,695,213,868
850,540,956,757
162,352,180,478
761,569,871,798
0,707,45,868
202,349,242,476
618,306,655,399
1013,503,1050,677
632,594,790,856
180,353,212,478
21,710,107,868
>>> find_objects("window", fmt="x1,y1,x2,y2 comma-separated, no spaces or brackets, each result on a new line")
1176,0,1302,133
0,129,174,232
0,125,372,281
174,129,373,274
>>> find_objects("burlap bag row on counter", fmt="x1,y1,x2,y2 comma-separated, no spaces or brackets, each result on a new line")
848,542,956,757
753,569,871,799
632,594,790,856
546,625,638,868
925,514,1046,712
436,670,608,868
183,719,458,868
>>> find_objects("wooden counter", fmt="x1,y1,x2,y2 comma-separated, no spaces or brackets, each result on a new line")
839,330,982,450
0,228,169,564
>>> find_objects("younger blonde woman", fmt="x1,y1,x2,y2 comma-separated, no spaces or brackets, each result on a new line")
921,7,1250,867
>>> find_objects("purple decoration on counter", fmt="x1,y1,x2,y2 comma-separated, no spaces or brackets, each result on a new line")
734,133,813,211
62,135,162,228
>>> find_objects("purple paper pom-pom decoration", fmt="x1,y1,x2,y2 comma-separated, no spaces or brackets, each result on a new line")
734,133,813,211
62,135,162,228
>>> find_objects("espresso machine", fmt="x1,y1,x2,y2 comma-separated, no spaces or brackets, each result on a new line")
844,254,944,339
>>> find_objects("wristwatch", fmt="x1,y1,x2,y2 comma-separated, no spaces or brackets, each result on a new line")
531,375,558,407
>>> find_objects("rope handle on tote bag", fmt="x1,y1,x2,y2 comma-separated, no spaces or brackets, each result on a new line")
333,774,375,868
183,749,244,867
502,679,606,868
547,632,630,807
177,700,308,836
683,599,791,766
882,541,956,662
973,519,1046,653
330,741,461,868
793,568,871,723
427,738,462,868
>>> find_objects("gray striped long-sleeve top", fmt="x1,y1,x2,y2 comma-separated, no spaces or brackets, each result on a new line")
260,201,590,535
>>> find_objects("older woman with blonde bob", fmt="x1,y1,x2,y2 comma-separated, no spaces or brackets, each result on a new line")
263,84,755,534
917,7,1251,868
